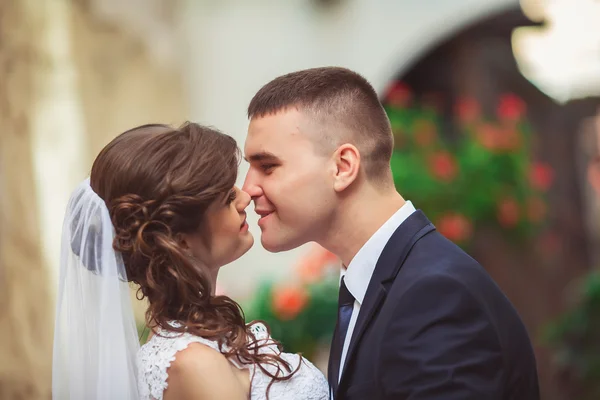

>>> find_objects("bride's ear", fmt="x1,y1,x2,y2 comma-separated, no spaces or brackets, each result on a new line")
332,144,360,192
175,233,194,256
175,233,187,247
176,232,210,262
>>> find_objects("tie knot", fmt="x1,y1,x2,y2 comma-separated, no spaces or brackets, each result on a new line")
339,277,354,307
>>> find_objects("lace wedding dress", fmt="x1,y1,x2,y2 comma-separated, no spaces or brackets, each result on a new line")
138,322,330,399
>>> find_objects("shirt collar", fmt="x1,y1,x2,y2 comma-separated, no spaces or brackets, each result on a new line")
340,201,416,305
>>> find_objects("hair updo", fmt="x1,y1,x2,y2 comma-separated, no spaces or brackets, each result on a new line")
90,122,298,392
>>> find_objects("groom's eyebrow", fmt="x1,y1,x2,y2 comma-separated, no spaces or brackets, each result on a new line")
244,152,280,163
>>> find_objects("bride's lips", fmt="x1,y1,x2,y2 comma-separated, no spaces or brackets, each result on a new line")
240,213,248,232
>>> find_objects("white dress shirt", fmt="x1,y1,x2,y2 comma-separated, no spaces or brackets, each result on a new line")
337,200,416,382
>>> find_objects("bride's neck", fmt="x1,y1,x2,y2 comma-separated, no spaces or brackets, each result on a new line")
208,267,219,296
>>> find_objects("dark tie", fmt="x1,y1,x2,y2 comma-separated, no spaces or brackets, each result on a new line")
328,276,355,398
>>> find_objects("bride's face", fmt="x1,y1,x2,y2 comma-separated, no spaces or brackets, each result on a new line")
182,186,254,268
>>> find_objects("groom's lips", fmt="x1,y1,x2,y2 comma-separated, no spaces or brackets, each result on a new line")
255,209,274,228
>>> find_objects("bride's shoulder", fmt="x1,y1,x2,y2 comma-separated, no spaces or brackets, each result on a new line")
140,324,220,357
138,326,245,400
168,341,234,377
153,340,248,400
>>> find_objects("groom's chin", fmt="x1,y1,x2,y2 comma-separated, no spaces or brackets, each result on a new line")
260,236,300,253
260,238,285,253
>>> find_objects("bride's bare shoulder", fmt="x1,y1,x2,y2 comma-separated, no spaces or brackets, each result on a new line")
163,342,248,400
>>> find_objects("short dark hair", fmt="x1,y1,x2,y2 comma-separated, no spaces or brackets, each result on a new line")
248,67,394,184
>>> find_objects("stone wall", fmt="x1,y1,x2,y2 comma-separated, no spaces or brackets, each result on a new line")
0,1,55,398
0,0,186,398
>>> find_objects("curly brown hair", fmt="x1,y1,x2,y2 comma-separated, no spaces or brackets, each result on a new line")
89,122,299,395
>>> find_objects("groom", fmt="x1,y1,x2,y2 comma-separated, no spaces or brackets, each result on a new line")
243,67,539,399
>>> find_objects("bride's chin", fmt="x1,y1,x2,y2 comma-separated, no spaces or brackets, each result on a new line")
217,235,255,268
235,235,255,259
242,234,255,253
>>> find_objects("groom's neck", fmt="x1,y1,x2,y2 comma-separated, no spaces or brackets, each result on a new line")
320,189,406,268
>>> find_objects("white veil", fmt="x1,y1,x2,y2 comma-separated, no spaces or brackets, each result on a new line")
52,178,140,399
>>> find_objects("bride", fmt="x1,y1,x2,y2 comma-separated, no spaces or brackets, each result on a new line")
52,122,329,399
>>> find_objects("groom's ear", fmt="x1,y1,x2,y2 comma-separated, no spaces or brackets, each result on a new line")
332,144,360,192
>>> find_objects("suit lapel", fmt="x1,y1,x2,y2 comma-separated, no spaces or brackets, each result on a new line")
337,210,435,392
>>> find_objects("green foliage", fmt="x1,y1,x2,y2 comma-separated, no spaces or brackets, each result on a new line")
384,86,551,246
243,276,339,358
543,271,600,399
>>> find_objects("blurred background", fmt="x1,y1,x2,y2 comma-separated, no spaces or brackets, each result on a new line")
2,0,600,399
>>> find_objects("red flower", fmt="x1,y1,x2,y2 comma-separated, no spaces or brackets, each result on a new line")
296,259,323,284
272,285,309,321
429,151,458,182
437,213,473,242
413,119,437,147
497,198,520,228
386,81,412,108
498,128,521,150
529,162,554,191
477,124,501,150
475,124,521,152
455,97,481,124
476,124,522,152
295,246,338,283
497,93,526,122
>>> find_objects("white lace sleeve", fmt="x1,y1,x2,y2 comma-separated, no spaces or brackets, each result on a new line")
137,330,223,400
137,323,330,400
245,322,330,400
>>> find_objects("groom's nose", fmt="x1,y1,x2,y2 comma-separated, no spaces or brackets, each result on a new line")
242,170,263,199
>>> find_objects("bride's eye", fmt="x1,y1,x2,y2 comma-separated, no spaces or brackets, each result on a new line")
226,189,237,204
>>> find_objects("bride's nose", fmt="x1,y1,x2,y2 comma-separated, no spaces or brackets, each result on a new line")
237,189,252,211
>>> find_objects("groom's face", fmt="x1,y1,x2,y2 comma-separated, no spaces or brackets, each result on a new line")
243,108,337,252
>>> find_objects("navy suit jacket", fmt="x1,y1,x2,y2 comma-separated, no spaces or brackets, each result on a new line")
333,210,539,400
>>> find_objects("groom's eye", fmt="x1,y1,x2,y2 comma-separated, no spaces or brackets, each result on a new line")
261,164,276,173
